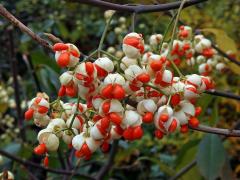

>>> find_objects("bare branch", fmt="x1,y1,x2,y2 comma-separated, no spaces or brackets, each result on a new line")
1,0,239,143
0,4,52,50
0,149,95,180
189,124,240,137
212,44,240,66
57,149,66,169
70,0,207,13
44,33,63,43
171,121,240,179
7,28,26,140
205,89,240,101
126,98,240,137
96,140,119,180
169,160,197,180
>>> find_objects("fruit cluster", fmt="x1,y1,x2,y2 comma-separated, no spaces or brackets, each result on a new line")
25,25,217,166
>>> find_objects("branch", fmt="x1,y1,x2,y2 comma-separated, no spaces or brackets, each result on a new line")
0,149,95,180
212,44,240,66
71,0,207,13
1,0,240,139
2,3,239,74
96,140,119,180
169,160,197,180
0,4,52,50
7,27,26,141
205,89,240,101
171,121,240,179
125,98,240,137
21,165,38,180
57,149,66,169
0,4,96,64
189,124,240,137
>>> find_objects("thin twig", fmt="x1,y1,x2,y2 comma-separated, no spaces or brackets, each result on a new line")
171,121,240,179
125,98,240,137
159,12,177,51
212,44,240,66
21,165,39,180
57,149,66,169
70,0,207,13
7,27,26,141
67,158,82,180
189,124,240,137
0,4,52,50
205,89,240,101
44,33,63,43
0,149,95,179
96,140,119,180
170,160,197,180
165,0,186,78
98,14,114,57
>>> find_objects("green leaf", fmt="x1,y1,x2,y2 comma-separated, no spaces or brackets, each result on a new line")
138,156,175,176
38,65,60,94
175,139,199,166
209,99,219,126
220,155,234,180
30,50,60,73
196,134,226,180
4,143,21,155
175,139,202,180
196,94,214,119
200,28,240,75
56,22,69,39
200,28,237,53
2,142,21,164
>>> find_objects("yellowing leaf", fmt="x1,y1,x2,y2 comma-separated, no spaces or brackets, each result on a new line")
200,28,237,53
201,28,240,75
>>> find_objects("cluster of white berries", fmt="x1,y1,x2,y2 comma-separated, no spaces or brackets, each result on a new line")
0,85,9,104
0,114,19,141
25,24,220,166
105,11,126,59
193,34,226,74
0,83,21,141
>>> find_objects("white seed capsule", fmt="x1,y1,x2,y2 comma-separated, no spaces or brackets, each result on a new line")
62,128,78,145
137,99,157,115
216,63,226,72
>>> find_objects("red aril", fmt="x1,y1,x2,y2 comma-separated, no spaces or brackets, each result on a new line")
142,112,153,123
24,108,34,120
160,113,169,122
112,84,125,100
57,52,70,67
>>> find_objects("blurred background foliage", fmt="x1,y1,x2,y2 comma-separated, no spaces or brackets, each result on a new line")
0,0,239,179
